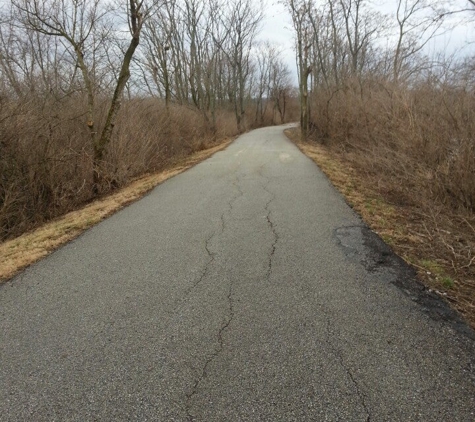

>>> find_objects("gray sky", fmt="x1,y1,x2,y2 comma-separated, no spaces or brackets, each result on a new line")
259,1,297,81
259,0,475,85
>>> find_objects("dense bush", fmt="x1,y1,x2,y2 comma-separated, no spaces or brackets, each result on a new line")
309,77,475,214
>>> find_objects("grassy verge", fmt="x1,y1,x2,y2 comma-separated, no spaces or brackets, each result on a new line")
0,140,232,283
285,127,475,330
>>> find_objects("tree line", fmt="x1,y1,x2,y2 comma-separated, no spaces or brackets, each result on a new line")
0,0,296,239
0,0,293,187
284,0,475,141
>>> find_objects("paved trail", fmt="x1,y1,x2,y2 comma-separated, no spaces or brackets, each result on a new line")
1,125,474,421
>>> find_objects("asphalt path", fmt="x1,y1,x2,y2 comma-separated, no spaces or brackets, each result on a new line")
1,125,474,421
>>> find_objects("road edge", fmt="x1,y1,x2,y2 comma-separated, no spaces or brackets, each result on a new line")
0,139,234,284
284,128,475,340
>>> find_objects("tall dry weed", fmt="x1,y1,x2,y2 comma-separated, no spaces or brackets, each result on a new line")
0,94,297,241
309,78,475,213
0,97,229,240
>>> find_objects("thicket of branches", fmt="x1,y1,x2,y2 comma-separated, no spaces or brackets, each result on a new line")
0,0,297,240
286,0,475,213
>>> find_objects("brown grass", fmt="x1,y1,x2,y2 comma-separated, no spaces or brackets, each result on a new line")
285,127,475,329
0,140,231,283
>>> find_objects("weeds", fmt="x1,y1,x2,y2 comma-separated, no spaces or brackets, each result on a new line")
442,277,455,289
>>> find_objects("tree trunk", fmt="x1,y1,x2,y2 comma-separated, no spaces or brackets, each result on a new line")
301,68,310,141
93,36,140,193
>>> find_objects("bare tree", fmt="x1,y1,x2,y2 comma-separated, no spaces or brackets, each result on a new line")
269,56,292,123
14,0,106,142
285,0,313,141
220,0,264,131
253,42,273,124
393,0,445,82
94,1,149,170
14,0,152,192
338,0,379,76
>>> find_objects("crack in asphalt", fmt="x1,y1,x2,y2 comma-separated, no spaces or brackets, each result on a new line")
156,176,245,338
259,167,278,282
185,281,235,422
324,317,372,422
185,231,217,297
230,176,245,210
185,176,243,421
263,183,278,282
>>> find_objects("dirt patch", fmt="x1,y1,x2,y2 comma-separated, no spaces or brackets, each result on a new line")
285,127,475,331
0,140,232,283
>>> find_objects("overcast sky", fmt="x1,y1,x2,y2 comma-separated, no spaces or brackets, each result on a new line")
259,1,297,81
259,0,475,84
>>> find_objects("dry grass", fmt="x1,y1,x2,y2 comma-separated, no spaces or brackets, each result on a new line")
309,80,475,214
285,127,475,329
0,140,231,283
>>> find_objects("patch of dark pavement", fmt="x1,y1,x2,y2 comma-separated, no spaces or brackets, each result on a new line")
335,225,475,341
